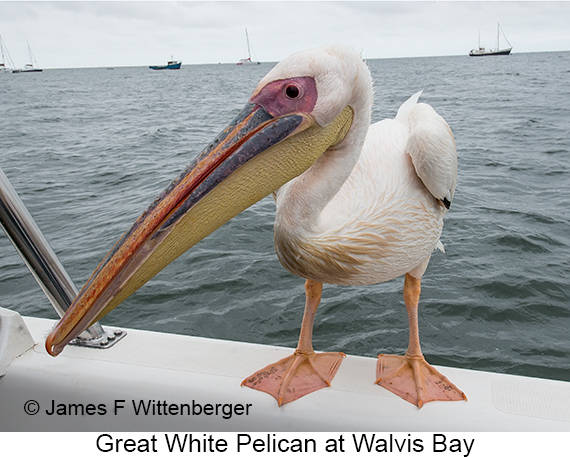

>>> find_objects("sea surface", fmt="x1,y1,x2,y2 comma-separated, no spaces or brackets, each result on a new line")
1,51,569,383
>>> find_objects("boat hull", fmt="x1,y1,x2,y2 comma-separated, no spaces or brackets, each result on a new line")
149,62,182,70
469,48,512,57
12,69,43,73
237,58,260,65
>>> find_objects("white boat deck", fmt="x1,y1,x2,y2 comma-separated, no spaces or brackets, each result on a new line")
0,306,569,432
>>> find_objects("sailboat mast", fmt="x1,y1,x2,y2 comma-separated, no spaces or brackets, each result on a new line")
0,35,5,67
0,35,16,71
245,28,251,60
496,23,500,51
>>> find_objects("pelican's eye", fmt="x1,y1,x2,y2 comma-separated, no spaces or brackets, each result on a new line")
285,84,301,100
251,77,317,118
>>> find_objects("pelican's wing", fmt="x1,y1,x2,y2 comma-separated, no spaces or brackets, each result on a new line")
397,96,458,209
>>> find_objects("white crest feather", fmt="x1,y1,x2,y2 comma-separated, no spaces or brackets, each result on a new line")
395,90,423,126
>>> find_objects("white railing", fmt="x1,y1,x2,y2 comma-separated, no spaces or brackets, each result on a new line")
0,166,125,349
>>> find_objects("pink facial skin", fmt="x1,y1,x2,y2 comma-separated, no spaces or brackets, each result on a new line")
250,77,318,119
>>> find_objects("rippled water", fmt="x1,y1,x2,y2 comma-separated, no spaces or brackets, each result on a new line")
1,51,569,382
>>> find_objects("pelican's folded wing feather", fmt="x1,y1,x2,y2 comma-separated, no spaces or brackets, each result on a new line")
399,100,458,209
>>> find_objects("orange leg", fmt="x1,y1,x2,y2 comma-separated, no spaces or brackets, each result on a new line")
376,274,467,408
242,279,345,406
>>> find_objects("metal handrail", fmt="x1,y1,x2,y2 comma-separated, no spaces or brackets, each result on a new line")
0,167,125,348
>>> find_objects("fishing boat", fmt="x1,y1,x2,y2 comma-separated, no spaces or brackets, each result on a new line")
1,167,570,433
149,57,182,70
12,42,42,73
237,28,260,65
469,23,512,56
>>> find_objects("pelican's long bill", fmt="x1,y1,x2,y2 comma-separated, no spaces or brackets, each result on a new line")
46,100,354,356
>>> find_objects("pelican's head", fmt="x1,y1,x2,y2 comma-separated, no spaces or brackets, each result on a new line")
46,44,371,356
253,44,372,133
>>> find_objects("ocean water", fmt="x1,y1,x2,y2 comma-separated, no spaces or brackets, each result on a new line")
1,51,569,383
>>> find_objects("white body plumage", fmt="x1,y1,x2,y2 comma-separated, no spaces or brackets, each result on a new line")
271,46,457,286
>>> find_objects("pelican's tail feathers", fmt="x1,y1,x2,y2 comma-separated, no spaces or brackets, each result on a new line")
436,240,445,253
395,90,423,125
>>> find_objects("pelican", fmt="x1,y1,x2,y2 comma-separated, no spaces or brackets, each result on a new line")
46,44,465,408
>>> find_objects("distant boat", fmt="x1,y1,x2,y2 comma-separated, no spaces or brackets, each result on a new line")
0,34,16,73
150,57,182,70
12,42,43,72
469,23,512,57
237,28,260,65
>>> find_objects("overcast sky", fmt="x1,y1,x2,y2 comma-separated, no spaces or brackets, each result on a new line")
1,1,569,69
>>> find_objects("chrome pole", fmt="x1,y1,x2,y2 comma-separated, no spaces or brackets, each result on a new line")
0,167,125,348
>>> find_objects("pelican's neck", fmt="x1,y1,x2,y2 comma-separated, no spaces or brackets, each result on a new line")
275,107,370,233
272,44,374,237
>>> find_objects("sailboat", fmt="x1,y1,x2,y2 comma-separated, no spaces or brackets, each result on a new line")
13,42,42,73
469,23,512,57
0,34,16,73
236,28,260,65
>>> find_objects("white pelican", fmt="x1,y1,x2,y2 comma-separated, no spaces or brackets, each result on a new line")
46,44,464,408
